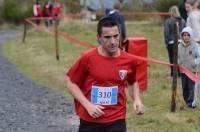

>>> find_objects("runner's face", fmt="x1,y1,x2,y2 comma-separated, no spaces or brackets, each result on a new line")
98,26,120,56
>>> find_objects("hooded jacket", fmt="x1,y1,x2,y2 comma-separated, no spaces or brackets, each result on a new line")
178,27,200,73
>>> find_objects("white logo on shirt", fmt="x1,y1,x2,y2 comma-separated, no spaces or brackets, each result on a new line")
119,70,127,80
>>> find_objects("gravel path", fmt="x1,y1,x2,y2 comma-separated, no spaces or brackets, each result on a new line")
0,30,78,132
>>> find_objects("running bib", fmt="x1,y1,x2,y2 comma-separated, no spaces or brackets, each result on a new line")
91,86,118,105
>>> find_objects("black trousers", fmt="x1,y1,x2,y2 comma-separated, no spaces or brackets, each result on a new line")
167,45,174,76
79,119,126,132
167,45,180,76
180,73,195,107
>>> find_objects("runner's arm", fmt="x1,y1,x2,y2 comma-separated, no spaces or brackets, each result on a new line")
66,76,105,118
127,82,144,115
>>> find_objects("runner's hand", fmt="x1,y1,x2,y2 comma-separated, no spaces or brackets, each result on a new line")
86,103,105,118
133,101,144,115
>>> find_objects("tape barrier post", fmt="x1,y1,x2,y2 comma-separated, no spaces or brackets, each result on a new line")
22,21,27,43
54,18,59,60
127,37,148,91
171,22,179,112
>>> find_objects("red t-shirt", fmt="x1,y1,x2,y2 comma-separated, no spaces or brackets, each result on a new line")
45,5,50,15
67,48,140,123
53,4,61,15
36,5,42,17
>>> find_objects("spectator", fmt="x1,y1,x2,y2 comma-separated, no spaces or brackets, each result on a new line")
178,26,200,108
105,8,112,15
53,0,61,17
33,0,42,25
107,2,127,51
186,0,200,44
185,0,194,17
179,0,187,21
164,5,186,77
52,0,61,24
43,0,53,27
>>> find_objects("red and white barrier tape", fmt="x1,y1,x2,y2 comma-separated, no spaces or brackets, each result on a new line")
25,17,200,84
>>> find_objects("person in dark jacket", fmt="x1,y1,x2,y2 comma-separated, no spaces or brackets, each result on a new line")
179,0,187,21
107,2,127,50
164,5,186,77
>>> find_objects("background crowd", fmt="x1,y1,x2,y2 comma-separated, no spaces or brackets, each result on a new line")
164,0,200,109
33,0,61,26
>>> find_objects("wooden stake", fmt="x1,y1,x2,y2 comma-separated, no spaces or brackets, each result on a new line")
22,21,27,43
171,21,179,112
54,19,59,60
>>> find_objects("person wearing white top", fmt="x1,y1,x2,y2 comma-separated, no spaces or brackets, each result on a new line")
186,1,200,44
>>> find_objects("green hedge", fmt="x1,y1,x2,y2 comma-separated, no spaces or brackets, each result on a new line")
65,0,81,13
1,0,32,23
121,0,155,21
154,0,183,12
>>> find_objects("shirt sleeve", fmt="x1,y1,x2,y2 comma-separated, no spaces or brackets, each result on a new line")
127,60,138,85
66,54,89,89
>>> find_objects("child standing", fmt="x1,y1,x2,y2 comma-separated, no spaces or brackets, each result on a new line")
178,26,200,108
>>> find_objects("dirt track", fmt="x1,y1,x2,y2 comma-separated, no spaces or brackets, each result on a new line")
0,30,78,132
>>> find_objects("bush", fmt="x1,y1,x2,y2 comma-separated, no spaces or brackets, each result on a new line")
65,0,81,13
154,0,183,12
1,0,32,24
121,0,160,21
122,0,143,12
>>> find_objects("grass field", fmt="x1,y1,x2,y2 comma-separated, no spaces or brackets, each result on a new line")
3,18,200,132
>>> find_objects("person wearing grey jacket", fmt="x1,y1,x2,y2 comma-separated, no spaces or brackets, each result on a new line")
178,26,200,108
164,5,186,76
107,2,127,50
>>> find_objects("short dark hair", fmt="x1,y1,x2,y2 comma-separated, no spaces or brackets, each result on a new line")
97,16,120,35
